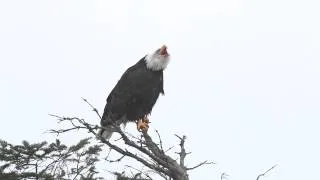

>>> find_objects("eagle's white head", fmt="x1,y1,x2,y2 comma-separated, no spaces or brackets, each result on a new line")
145,45,170,71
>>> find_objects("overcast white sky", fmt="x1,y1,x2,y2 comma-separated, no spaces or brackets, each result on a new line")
1,0,320,179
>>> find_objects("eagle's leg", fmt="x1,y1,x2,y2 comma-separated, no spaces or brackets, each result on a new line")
137,115,150,132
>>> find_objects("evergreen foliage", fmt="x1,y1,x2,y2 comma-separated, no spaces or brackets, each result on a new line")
0,138,103,180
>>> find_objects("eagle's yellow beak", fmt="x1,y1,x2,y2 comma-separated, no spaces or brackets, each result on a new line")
159,45,168,55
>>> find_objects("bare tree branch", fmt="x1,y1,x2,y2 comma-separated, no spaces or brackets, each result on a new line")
174,135,188,169
155,130,164,152
186,160,215,171
106,155,126,163
256,164,277,180
124,165,153,180
50,114,170,177
81,97,102,120
220,173,228,180
142,131,189,180
164,146,175,153
113,171,150,180
174,135,214,172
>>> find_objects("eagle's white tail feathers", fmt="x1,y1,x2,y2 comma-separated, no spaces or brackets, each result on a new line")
98,126,115,140
99,116,128,140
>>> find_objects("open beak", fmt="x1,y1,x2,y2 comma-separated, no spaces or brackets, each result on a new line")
159,45,168,56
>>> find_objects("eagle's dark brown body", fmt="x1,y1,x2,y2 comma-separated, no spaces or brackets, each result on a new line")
99,45,170,140
101,56,164,127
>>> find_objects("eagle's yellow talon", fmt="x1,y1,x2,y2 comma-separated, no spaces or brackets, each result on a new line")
137,118,150,132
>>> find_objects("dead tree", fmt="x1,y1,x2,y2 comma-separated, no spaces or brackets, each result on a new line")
49,98,213,180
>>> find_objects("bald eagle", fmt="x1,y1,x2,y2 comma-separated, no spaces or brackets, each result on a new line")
99,45,170,140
